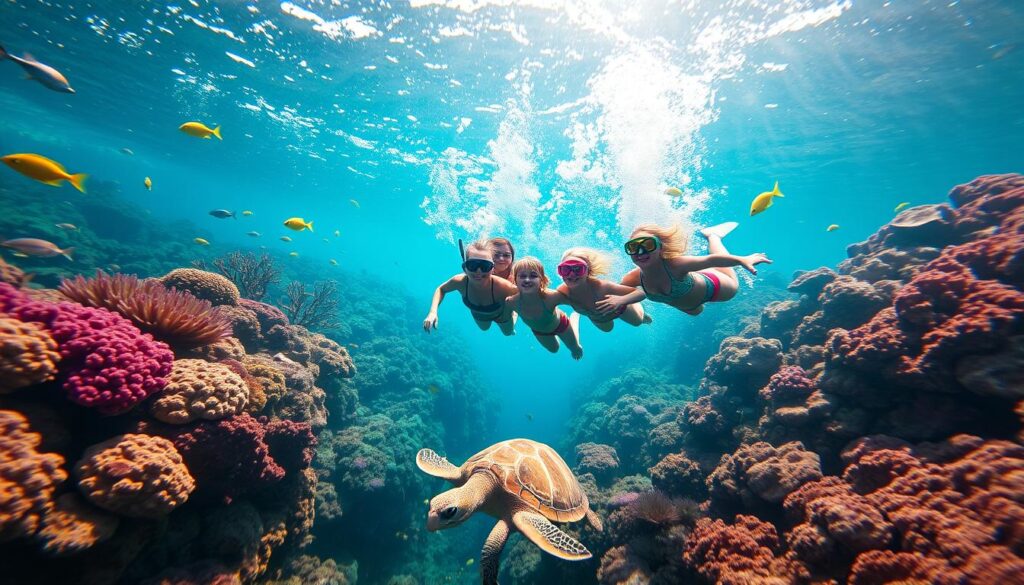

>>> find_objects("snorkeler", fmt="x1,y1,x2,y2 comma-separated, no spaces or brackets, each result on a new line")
502,256,584,360
556,247,652,332
596,222,771,316
488,237,516,281
423,239,518,335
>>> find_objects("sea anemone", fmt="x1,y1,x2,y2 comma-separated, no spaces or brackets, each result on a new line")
59,271,232,349
624,491,700,529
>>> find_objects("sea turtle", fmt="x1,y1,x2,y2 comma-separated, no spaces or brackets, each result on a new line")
417,439,603,584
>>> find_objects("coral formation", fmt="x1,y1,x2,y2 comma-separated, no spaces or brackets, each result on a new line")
0,410,67,542
0,316,60,392
75,434,196,518
159,268,240,306
149,359,249,424
59,271,232,349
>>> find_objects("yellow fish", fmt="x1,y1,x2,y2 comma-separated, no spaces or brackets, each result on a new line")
283,217,313,232
144,176,152,190
329,259,338,266
242,210,253,216
827,224,840,232
664,187,683,197
2,153,87,193
193,237,210,246
280,236,293,242
333,229,340,237
750,181,783,216
179,122,222,140
349,199,360,208
289,251,299,257
894,202,910,213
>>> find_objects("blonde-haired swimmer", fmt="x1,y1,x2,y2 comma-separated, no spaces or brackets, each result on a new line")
501,256,584,360
424,239,518,335
555,247,653,332
597,222,771,316
487,237,516,281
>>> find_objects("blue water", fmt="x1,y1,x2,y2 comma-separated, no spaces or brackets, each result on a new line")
1,0,1022,581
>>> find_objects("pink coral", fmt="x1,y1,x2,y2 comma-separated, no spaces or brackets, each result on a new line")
238,298,289,332
0,283,174,414
75,433,195,518
0,409,67,542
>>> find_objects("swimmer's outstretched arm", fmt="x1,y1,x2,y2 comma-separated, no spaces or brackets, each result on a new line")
594,287,646,314
423,276,460,333
676,253,772,275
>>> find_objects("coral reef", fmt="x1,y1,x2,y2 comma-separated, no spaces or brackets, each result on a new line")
0,409,67,543
0,316,60,392
149,359,249,424
160,268,240,306
76,434,196,518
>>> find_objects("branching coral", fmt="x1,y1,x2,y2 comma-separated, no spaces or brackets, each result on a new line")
149,359,250,424
75,434,196,518
59,271,232,349
209,251,280,302
278,280,340,330
160,268,240,306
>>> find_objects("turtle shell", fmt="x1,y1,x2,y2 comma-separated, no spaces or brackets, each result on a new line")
462,439,589,523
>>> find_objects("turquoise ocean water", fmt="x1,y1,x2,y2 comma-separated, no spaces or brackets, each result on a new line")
1,1,1022,583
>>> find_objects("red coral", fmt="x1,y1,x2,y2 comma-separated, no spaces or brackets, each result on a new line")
263,418,317,475
683,515,807,584
708,441,822,507
0,283,173,414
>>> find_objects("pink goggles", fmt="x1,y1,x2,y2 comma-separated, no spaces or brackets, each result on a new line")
557,260,589,278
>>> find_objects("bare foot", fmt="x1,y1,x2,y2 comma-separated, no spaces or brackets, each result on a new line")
570,345,584,360
700,221,739,240
642,314,653,325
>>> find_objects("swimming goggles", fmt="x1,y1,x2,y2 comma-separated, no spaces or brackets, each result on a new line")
463,258,495,273
624,236,661,255
557,260,588,278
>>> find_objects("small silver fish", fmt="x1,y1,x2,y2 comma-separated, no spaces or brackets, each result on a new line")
246,231,261,237
120,147,134,156
209,209,236,219
2,238,74,260
55,223,78,231
0,45,74,93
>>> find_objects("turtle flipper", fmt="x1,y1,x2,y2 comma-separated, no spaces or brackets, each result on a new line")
481,519,510,585
586,508,603,532
416,448,461,482
512,511,591,560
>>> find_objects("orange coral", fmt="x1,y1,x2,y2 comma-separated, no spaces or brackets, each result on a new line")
149,359,249,424
243,356,287,409
0,316,60,393
0,410,67,542
36,493,119,555
76,434,195,518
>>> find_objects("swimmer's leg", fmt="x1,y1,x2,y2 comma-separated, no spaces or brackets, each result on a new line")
498,313,516,336
620,304,653,326
474,319,493,331
558,313,583,360
534,333,560,353
590,317,614,332
700,222,740,301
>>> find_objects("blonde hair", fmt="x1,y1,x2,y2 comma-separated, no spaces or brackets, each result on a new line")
511,256,550,289
464,239,494,260
560,247,610,279
630,223,688,258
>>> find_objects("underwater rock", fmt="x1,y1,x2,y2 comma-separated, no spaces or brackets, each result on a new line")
575,442,620,484
954,335,1024,398
787,267,837,298
701,336,783,397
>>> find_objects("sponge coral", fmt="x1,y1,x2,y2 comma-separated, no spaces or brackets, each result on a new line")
59,271,232,349
160,268,240,306
683,515,808,584
149,359,249,424
0,410,67,542
0,283,174,414
0,316,60,392
75,433,195,518
708,441,823,507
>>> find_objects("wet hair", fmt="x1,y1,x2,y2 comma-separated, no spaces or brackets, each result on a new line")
561,247,610,279
488,237,515,261
630,223,688,258
511,256,550,289
464,239,494,260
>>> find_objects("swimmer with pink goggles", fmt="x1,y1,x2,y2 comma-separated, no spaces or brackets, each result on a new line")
556,259,589,278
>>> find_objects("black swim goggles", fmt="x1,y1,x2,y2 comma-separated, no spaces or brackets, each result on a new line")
624,235,661,256
463,258,495,273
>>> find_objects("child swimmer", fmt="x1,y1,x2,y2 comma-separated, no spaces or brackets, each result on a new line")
556,247,652,332
502,256,584,360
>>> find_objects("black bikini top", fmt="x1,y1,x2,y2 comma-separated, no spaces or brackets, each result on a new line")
462,278,502,314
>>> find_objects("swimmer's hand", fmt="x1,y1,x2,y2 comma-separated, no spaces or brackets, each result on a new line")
423,313,438,333
595,294,627,314
740,253,772,275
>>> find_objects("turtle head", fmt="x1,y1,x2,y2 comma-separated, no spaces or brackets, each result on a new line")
426,487,474,531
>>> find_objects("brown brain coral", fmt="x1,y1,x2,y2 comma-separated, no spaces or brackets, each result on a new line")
76,434,196,518
0,410,67,542
150,359,249,424
160,268,240,306
0,317,60,393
